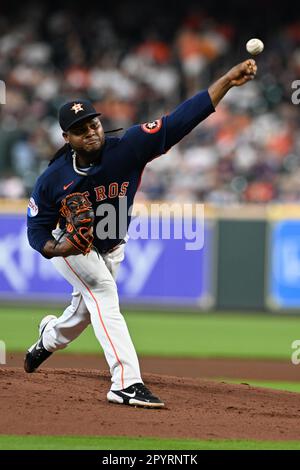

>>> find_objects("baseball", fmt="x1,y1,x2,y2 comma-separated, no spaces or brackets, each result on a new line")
246,38,264,55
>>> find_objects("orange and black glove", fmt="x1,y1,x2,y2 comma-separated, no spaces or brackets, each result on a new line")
59,192,94,255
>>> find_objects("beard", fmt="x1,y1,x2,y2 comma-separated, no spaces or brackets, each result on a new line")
73,138,104,162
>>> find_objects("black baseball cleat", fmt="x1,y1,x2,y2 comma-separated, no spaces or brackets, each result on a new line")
24,315,57,373
107,383,165,408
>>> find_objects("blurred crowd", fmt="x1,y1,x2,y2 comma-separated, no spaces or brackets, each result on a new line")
0,1,300,203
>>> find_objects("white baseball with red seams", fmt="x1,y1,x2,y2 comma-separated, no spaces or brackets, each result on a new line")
246,38,264,55
42,228,141,390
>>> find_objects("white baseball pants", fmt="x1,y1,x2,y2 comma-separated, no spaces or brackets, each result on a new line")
42,229,142,391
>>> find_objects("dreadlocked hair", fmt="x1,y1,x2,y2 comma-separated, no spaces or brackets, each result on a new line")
48,143,71,166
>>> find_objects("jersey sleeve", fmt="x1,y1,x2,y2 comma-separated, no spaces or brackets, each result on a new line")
27,177,59,257
122,89,215,166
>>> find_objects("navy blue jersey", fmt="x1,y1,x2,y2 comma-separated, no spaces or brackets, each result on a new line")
27,90,215,257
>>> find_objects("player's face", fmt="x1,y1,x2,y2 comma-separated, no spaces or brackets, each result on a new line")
64,117,105,155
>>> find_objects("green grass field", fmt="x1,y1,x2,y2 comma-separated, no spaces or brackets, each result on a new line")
1,435,300,450
223,379,300,393
1,306,300,359
1,306,300,450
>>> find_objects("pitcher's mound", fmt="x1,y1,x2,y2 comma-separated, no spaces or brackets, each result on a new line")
0,368,299,441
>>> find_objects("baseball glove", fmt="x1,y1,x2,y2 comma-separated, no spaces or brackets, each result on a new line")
59,192,95,255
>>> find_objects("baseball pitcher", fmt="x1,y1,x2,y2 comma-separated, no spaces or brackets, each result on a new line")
25,60,257,408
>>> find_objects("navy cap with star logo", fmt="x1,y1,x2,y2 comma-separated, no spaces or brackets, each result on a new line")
58,99,101,131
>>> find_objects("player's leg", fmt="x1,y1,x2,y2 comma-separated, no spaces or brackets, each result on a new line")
42,290,90,351
50,248,143,391
25,244,164,407
24,290,90,372
101,244,164,407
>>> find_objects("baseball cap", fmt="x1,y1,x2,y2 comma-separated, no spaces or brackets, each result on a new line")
58,99,101,131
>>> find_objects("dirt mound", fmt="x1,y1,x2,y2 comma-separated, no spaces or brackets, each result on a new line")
1,367,300,441
6,353,300,382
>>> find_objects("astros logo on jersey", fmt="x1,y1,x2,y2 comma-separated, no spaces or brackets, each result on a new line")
71,103,84,114
141,119,162,134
